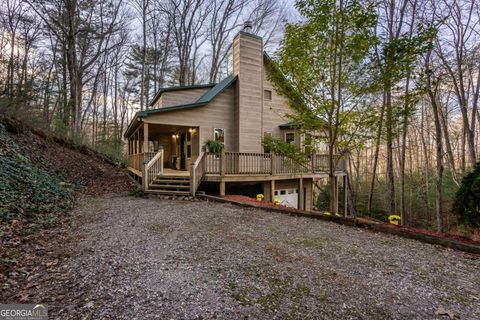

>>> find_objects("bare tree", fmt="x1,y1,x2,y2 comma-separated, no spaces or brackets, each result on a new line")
26,0,128,136
162,0,209,85
207,0,245,83
435,0,479,168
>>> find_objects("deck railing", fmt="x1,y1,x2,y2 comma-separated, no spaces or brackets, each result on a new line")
190,151,205,195
143,148,163,190
204,152,346,175
129,151,346,191
128,152,156,174
205,152,221,174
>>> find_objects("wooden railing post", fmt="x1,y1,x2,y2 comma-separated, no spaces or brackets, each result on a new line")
159,146,164,175
142,156,148,191
220,149,226,176
190,161,196,195
190,151,206,196
270,153,276,175
220,149,226,196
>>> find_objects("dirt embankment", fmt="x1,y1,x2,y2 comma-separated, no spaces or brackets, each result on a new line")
0,114,134,300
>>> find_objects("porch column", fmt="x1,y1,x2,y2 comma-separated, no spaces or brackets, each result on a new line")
135,130,139,153
143,122,149,153
298,177,304,210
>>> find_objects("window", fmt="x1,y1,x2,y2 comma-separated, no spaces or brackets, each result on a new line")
264,89,272,101
214,128,225,143
285,132,295,144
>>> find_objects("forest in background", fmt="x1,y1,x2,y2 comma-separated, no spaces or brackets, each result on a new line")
0,0,288,153
1,0,479,235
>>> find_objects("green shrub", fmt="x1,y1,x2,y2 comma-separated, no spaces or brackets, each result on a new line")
129,186,144,197
452,162,480,227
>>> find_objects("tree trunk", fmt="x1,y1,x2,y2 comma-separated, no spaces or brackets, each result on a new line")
399,74,410,225
367,100,385,213
426,52,444,232
385,88,396,215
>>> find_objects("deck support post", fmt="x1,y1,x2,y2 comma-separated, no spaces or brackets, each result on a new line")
270,179,275,202
219,180,225,197
299,177,304,210
335,176,339,214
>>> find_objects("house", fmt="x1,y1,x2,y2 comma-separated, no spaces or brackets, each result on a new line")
124,22,347,211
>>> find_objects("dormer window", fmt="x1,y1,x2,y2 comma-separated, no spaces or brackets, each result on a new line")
264,90,272,101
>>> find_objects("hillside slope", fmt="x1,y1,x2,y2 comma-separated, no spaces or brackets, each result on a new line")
0,114,133,291
1,115,132,194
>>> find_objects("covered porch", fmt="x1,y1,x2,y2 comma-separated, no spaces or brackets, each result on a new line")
127,122,200,178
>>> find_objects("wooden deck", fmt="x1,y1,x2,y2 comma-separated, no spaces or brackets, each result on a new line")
128,150,348,195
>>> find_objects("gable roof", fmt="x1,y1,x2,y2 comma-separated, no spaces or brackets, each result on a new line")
149,83,216,107
124,74,237,138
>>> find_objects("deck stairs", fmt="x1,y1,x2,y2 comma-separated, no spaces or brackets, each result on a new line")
147,174,191,196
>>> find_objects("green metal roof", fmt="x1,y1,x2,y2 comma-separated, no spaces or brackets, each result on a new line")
149,83,216,107
196,74,237,104
279,121,299,129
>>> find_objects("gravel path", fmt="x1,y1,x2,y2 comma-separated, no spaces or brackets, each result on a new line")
29,195,480,319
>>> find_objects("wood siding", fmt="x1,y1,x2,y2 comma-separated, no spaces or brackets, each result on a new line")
145,86,236,156
233,32,263,153
153,88,210,109
262,66,292,142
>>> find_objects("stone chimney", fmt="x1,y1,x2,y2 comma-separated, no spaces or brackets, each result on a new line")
233,22,263,153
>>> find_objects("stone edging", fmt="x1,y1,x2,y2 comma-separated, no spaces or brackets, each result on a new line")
197,194,480,255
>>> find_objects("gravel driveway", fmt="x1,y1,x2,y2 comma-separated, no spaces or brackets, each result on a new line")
26,195,480,319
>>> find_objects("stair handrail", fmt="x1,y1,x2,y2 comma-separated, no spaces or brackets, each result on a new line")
190,151,205,196
143,147,164,191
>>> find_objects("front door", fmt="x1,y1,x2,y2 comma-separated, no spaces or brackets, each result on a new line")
180,132,186,170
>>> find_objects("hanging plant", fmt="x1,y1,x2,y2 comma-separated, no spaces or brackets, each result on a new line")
204,140,224,153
